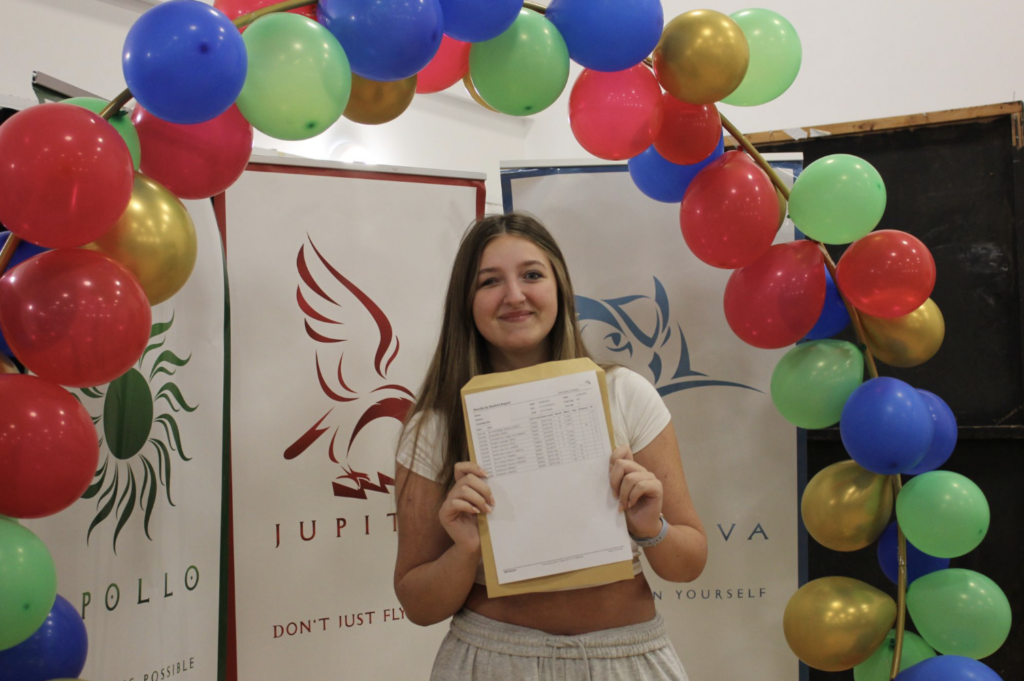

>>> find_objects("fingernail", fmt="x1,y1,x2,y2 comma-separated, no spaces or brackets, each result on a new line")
485,505,493,513
472,508,480,514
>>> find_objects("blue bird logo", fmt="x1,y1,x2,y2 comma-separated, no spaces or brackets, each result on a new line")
576,278,759,398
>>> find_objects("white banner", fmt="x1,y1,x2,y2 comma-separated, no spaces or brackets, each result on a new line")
25,198,226,681
502,156,803,681
225,158,483,681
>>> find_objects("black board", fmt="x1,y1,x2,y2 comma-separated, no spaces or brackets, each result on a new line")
751,105,1023,680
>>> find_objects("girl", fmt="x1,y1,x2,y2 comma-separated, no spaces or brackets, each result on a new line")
395,213,707,680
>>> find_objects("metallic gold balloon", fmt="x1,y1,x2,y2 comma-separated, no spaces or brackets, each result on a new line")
860,298,944,368
653,10,750,104
343,73,417,125
0,354,19,374
462,71,498,113
784,577,896,672
83,172,197,306
802,460,893,552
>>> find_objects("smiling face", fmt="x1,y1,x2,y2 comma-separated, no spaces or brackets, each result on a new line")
472,234,559,372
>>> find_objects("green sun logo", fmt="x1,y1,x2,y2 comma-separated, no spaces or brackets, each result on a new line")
79,314,197,553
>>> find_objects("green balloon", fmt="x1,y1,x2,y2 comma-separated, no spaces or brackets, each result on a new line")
896,471,990,558
853,629,935,681
60,96,142,170
722,9,802,107
0,521,57,650
469,9,569,116
236,13,351,141
907,569,1011,659
770,340,864,429
788,154,887,245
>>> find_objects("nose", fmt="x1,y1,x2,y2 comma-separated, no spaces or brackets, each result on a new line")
504,280,526,305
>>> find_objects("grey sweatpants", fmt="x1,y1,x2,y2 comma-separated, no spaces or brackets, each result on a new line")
431,609,689,681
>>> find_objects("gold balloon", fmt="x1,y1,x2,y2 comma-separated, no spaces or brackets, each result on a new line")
653,10,750,104
462,71,498,113
343,73,417,125
801,460,893,552
0,354,19,374
784,577,896,672
860,298,945,368
83,172,197,306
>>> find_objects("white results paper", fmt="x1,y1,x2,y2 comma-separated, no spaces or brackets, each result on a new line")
464,370,632,584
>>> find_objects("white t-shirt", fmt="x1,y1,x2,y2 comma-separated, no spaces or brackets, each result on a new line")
395,366,673,583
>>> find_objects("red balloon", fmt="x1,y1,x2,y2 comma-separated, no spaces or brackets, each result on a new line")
0,374,99,519
836,230,936,318
654,95,722,165
680,151,779,269
214,0,317,31
0,104,133,249
569,66,664,161
724,240,826,349
133,104,253,200
0,250,152,387
416,35,471,94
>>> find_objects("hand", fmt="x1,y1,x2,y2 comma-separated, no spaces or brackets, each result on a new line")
438,461,494,555
609,445,663,539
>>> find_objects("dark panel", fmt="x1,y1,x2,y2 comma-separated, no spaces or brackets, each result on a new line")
762,117,1024,426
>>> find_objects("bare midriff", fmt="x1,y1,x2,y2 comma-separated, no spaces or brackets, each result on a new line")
464,573,657,636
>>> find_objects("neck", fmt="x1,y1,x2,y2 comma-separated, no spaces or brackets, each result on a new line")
488,339,552,373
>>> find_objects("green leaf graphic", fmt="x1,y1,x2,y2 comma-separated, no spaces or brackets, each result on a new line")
113,466,137,554
81,386,105,399
155,413,190,461
88,467,119,545
82,457,109,500
156,383,198,413
141,338,166,366
149,350,192,382
150,312,175,338
152,438,174,507
141,457,158,541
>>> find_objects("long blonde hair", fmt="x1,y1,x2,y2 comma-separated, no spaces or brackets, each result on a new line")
399,212,592,492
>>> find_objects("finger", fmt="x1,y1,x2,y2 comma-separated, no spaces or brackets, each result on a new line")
628,478,662,508
454,486,492,513
454,461,488,481
619,471,653,510
609,445,630,466
609,459,645,494
457,475,496,507
446,499,480,516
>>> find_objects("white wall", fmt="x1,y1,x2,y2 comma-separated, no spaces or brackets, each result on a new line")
3,0,1024,206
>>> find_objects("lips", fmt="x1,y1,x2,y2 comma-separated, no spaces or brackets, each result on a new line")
499,310,533,321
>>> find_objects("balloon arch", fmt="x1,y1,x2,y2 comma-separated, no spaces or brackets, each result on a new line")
0,1,1008,680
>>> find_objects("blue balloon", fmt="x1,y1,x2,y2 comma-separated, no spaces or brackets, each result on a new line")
895,655,1003,681
546,0,663,72
905,390,957,474
804,266,850,339
840,377,934,475
123,0,247,124
628,134,724,203
876,521,950,586
319,0,443,81
439,0,523,43
0,595,88,681
0,232,48,359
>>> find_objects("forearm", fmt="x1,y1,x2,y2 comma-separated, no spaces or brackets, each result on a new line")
641,523,708,583
395,541,481,626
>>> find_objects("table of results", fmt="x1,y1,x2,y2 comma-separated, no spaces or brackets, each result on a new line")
469,374,607,478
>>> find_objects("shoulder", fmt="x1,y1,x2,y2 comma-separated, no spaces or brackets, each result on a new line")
606,366,660,399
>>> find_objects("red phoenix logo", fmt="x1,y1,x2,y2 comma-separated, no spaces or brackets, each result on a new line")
284,236,414,500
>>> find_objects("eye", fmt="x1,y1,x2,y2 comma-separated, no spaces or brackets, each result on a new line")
478,276,499,287
604,332,633,357
523,270,544,280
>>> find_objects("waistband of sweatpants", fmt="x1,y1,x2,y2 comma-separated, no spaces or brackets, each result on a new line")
448,609,671,660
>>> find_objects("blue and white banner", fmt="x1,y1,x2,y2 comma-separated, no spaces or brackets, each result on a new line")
502,155,803,681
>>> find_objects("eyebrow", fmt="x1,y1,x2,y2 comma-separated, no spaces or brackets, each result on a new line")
477,260,547,275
